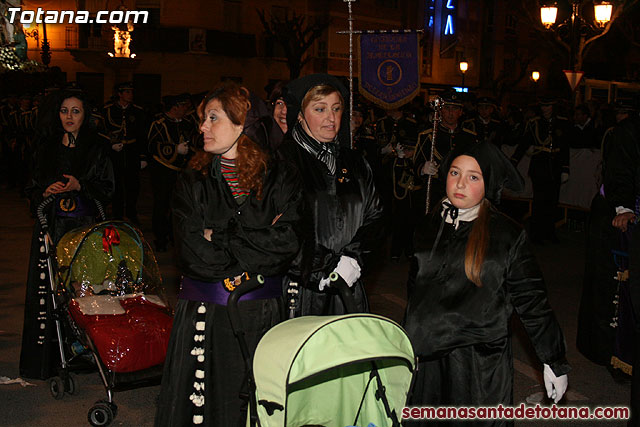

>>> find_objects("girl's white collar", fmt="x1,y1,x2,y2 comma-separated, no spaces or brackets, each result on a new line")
441,198,482,229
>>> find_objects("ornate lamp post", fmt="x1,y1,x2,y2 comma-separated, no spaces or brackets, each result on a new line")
539,1,613,72
459,60,468,87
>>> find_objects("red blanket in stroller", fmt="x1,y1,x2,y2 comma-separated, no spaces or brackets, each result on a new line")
69,295,172,373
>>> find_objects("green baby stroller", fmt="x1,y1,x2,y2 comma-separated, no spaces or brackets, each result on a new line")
229,277,415,427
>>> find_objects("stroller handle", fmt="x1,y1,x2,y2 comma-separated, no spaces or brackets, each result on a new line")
36,196,107,232
329,272,359,314
36,195,57,232
227,274,265,362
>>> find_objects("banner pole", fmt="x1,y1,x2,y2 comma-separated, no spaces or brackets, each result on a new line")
344,0,356,150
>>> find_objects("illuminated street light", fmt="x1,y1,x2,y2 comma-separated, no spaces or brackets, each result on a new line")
459,61,468,87
594,2,613,27
531,71,540,82
540,5,558,28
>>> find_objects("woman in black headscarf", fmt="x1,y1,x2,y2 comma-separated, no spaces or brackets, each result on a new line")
279,73,384,315
20,90,114,380
404,142,570,424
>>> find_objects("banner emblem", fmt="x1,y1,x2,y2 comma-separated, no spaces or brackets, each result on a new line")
359,32,420,109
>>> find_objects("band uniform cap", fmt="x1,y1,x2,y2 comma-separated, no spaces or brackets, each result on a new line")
476,96,497,108
115,81,134,92
162,95,179,109
538,95,557,106
440,91,464,107
176,93,191,105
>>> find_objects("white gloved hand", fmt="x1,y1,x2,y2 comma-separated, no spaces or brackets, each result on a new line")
318,276,331,292
318,256,362,291
140,160,148,169
421,160,438,176
560,172,569,184
112,142,124,152
177,142,189,155
543,364,568,403
381,143,393,155
334,255,361,287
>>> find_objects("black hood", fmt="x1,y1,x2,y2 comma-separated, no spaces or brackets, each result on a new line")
440,141,524,204
283,73,351,147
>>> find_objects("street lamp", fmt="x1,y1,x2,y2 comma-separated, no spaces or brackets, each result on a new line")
459,61,468,87
531,71,540,98
539,1,613,72
531,71,540,83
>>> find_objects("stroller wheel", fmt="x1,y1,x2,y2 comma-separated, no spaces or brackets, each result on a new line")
88,400,117,426
65,373,78,395
48,377,65,400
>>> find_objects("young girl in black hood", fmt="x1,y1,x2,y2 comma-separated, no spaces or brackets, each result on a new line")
404,142,570,425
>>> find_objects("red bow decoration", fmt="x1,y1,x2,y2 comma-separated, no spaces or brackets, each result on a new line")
102,226,121,253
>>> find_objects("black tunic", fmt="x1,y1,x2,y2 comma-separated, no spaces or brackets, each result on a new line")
404,206,569,425
19,129,114,380
155,155,302,426
279,137,385,315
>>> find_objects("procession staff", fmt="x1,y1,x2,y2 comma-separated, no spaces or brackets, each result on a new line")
405,142,570,424
511,96,570,244
103,81,147,224
414,91,478,212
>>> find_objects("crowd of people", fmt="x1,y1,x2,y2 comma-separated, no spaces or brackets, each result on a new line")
2,73,640,426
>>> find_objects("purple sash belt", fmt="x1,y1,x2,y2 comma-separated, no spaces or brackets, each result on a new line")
178,276,282,306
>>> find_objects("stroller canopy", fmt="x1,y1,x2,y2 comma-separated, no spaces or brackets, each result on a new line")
56,221,164,300
252,313,415,427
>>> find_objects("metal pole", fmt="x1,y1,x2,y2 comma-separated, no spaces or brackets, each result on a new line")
344,0,355,150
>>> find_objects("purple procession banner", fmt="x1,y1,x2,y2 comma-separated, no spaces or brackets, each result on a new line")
358,32,421,109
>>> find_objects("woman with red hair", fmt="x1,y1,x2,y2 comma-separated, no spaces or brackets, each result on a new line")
155,82,302,426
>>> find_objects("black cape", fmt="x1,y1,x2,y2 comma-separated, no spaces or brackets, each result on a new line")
20,129,114,380
404,205,569,421
279,138,385,315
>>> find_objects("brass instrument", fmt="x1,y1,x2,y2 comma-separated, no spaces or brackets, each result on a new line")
425,96,443,214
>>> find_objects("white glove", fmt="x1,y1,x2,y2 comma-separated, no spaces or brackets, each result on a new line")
543,364,568,403
421,160,438,176
381,143,393,155
318,256,362,291
111,142,124,152
560,172,569,184
140,160,148,169
334,255,361,287
177,142,189,155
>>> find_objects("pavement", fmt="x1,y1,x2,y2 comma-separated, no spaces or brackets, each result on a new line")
0,170,632,426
